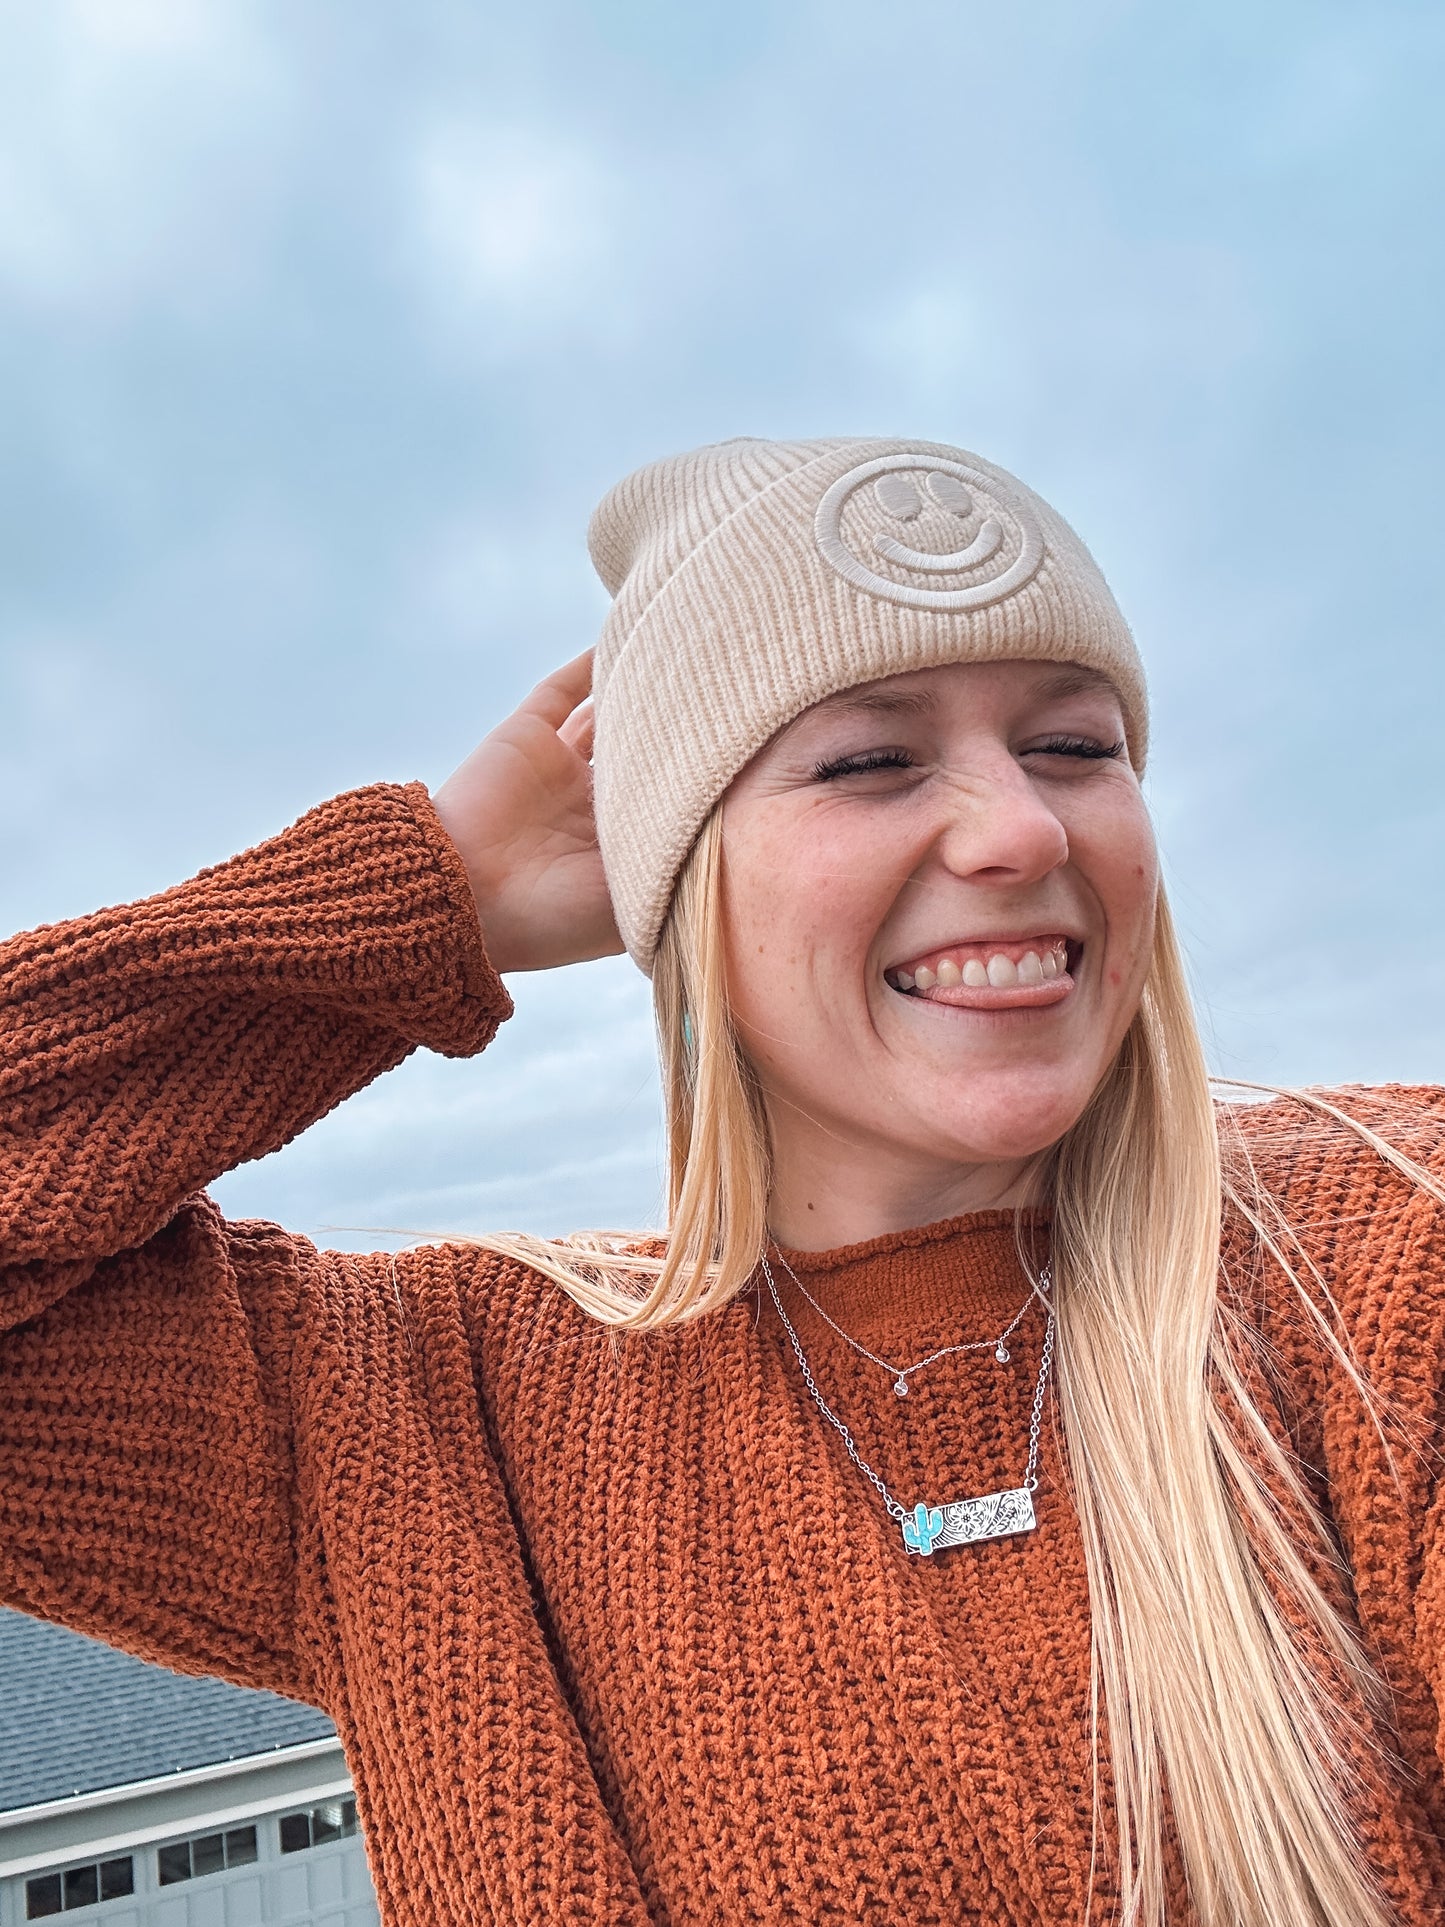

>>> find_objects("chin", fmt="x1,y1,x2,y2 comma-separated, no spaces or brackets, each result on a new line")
923,1082,1096,1165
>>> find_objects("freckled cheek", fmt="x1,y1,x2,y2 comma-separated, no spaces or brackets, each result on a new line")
1077,822,1157,989
738,918,865,1043
726,819,895,1013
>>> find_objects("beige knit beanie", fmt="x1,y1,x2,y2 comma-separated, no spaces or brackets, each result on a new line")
588,436,1146,971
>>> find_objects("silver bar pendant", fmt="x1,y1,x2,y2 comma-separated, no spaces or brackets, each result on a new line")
900,1488,1036,1556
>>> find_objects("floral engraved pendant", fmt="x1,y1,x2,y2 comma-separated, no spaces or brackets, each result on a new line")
900,1488,1036,1556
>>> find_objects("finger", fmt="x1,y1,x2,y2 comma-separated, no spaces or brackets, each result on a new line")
514,649,595,730
557,696,595,759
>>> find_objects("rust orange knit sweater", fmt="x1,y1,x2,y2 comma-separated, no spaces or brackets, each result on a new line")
4,782,1445,1925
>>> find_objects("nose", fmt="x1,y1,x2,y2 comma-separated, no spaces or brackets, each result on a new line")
931,757,1070,886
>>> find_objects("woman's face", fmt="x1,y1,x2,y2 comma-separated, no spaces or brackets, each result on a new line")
720,658,1158,1209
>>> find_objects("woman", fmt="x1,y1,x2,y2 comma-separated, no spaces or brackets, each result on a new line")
2,436,1443,1927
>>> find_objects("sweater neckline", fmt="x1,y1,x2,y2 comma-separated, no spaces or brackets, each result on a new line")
768,1207,1051,1343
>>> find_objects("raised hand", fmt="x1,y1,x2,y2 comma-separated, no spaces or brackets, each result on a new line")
432,651,623,974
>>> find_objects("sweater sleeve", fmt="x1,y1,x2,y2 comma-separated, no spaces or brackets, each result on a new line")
0,782,513,1702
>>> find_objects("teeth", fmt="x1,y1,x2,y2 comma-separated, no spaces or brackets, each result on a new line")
894,941,1076,993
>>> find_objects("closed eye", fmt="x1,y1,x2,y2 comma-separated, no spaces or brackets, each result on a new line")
1029,735,1126,761
812,748,915,781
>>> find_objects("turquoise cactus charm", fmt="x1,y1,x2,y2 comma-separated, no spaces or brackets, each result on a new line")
902,1502,945,1556
899,1488,1037,1555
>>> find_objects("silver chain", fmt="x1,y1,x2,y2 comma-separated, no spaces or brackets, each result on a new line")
771,1247,1039,1393
759,1253,1055,1527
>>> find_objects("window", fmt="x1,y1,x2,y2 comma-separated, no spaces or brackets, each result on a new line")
278,1798,358,1853
156,1825,258,1885
98,1862,133,1902
25,1858,133,1918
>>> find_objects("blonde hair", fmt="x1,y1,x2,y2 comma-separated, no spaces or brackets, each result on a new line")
480,810,1437,1927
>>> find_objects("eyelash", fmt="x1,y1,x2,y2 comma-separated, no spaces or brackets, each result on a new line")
1034,734,1126,761
812,748,913,781
811,736,1126,781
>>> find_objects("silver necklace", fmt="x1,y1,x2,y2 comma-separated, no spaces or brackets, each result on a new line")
771,1248,1038,1395
760,1253,1055,1558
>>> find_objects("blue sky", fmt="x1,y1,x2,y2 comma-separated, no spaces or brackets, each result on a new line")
2,0,1442,1245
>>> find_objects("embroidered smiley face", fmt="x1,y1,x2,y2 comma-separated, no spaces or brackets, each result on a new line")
813,454,1044,612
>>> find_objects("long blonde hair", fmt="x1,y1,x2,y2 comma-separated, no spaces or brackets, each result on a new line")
480,809,1436,1926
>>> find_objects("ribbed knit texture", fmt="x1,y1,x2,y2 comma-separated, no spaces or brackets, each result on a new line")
587,437,1147,967
4,784,1445,1925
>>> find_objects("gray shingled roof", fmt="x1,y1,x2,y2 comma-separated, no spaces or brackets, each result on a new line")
0,1608,336,1813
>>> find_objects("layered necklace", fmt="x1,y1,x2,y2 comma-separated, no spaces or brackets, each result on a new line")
759,1249,1055,1558
772,1250,1037,1395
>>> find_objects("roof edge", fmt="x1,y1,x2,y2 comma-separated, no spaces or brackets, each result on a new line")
0,1735,344,1830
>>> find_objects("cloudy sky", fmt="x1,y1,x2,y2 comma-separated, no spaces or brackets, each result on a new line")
3,0,1442,1248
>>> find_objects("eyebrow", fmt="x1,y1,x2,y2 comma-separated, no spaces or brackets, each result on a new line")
1028,665,1119,703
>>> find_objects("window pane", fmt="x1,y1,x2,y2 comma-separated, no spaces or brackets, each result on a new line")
278,1813,311,1855
224,1827,258,1867
190,1834,225,1878
312,1795,342,1842
25,1875,63,1919
157,1843,192,1885
61,1866,99,1911
62,1866,99,1910
99,1859,134,1901
341,1799,358,1836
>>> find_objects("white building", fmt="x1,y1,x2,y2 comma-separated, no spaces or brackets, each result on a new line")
0,1610,378,1927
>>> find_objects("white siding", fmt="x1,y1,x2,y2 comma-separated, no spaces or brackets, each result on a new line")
1,1807,378,1927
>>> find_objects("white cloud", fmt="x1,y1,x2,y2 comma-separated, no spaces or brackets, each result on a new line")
406,504,605,654
0,631,147,813
0,0,288,314
845,285,1000,417
408,119,622,343
65,0,225,55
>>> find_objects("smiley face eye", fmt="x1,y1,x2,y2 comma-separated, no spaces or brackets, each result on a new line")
924,472,973,518
874,473,923,521
873,470,977,525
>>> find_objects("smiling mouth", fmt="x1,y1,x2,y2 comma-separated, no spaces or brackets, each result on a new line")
885,935,1082,1000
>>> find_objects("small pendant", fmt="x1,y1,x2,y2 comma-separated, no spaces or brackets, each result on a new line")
900,1487,1036,1556
994,1344,1010,1363
893,1376,909,1397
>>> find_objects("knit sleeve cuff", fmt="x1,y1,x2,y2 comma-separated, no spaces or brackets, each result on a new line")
392,780,515,1047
